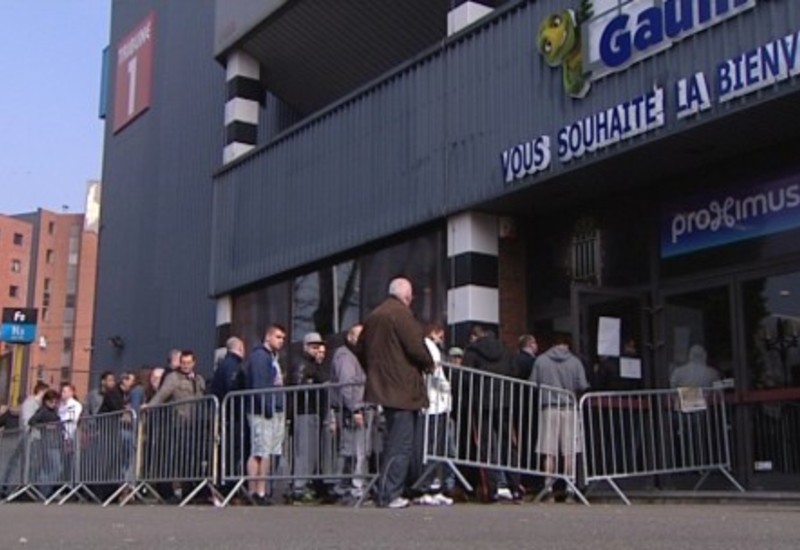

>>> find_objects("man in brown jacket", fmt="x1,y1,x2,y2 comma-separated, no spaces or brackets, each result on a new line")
360,277,433,508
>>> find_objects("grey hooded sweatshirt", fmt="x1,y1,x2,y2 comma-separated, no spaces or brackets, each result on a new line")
529,346,590,406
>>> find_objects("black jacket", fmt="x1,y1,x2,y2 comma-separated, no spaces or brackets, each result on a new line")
290,354,329,415
99,385,127,414
515,351,536,381
462,336,519,410
211,352,244,401
29,406,63,448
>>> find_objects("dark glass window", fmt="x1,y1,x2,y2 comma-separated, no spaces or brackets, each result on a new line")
742,272,800,390
360,229,447,325
232,281,291,351
530,193,651,314
13,233,23,246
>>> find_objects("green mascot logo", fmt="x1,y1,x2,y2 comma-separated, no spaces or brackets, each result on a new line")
537,0,594,99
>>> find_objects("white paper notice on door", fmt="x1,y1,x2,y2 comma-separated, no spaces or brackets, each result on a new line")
597,316,621,357
620,357,642,379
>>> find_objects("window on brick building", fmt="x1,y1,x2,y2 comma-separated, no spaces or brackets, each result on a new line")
60,366,72,382
41,308,49,321
48,221,55,235
65,294,76,308
63,337,73,353
9,285,19,298
46,249,54,263
11,259,21,273
13,233,23,246
44,278,51,291
43,292,51,307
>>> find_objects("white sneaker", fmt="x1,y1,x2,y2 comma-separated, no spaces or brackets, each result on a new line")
388,497,410,509
431,493,454,506
495,488,514,501
414,494,438,506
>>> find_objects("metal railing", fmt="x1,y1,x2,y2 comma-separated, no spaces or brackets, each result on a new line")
580,387,745,504
5,419,75,505
422,362,588,504
219,383,380,507
0,427,28,500
64,410,138,506
124,396,220,507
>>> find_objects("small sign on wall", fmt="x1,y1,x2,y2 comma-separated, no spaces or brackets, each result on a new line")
113,12,155,133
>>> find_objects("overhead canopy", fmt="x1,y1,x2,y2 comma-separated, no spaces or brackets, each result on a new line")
221,0,453,115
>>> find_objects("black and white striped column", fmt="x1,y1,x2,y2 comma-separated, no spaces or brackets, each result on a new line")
447,212,499,348
223,50,261,164
447,0,495,36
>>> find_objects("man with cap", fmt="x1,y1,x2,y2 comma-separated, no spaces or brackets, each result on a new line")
447,347,464,365
289,331,329,502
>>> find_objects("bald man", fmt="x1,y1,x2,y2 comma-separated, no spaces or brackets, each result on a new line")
359,277,433,509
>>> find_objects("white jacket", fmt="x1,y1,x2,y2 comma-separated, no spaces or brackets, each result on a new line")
424,338,452,415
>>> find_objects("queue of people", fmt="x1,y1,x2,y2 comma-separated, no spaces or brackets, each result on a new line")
0,277,725,509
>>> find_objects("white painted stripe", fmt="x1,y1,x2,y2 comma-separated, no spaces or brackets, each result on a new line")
226,50,260,81
448,285,499,325
223,142,256,164
216,295,232,325
225,98,260,126
447,2,494,36
448,211,498,257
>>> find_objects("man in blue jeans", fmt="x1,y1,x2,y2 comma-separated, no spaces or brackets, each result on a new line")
359,278,433,509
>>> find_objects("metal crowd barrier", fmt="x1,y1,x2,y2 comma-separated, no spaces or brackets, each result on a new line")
423,362,588,504
219,383,380,508
124,396,220,507
580,387,745,504
5,419,75,505
63,410,138,506
0,427,27,501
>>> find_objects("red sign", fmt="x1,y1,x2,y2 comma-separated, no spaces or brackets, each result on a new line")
113,13,155,133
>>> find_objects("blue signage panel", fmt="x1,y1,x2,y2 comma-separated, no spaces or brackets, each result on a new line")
0,324,36,344
0,308,38,344
662,173,800,258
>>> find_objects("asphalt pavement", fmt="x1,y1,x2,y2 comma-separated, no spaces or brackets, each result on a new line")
0,502,798,550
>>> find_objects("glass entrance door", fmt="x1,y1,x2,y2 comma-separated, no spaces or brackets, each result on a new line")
739,270,800,490
571,285,651,390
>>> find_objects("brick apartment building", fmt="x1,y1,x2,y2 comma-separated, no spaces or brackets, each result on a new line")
0,181,100,405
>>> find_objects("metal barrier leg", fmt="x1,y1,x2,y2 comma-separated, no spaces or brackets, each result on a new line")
693,468,746,493
220,478,247,507
693,470,713,492
604,478,631,506
102,483,135,507
5,484,44,503
120,481,163,507
58,484,101,506
43,485,71,506
354,474,380,508
179,480,209,507
719,468,746,493
442,459,472,493
563,479,590,507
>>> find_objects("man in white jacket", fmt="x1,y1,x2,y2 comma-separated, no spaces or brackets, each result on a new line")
415,323,454,506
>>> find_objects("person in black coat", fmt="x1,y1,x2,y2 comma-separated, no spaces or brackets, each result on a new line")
461,324,522,501
29,390,64,497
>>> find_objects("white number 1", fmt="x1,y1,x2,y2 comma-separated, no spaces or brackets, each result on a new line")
127,56,138,116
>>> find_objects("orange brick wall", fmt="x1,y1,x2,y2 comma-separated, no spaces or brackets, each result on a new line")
0,216,34,403
72,227,98,398
26,212,89,400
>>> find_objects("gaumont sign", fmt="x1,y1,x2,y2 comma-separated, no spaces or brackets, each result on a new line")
537,0,757,99
113,12,155,133
501,0,799,185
